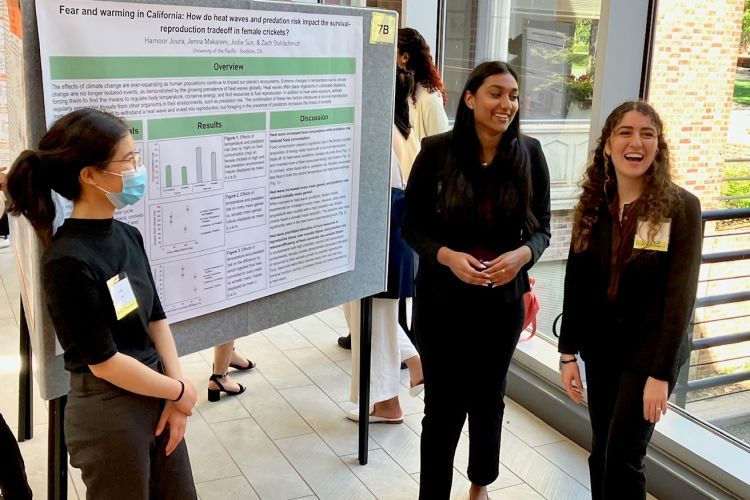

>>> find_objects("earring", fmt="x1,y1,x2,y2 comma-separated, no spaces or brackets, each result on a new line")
604,156,612,182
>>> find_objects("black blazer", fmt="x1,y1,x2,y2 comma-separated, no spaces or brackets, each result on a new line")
558,187,702,381
403,131,551,302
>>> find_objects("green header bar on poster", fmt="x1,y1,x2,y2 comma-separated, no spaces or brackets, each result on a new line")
148,113,265,140
270,107,354,130
127,120,144,140
49,56,356,79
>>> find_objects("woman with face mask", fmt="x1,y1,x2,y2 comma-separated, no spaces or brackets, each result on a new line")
6,108,198,500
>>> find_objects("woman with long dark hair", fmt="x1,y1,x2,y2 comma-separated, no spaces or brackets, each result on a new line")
6,108,198,499
404,61,551,500
559,101,702,499
398,27,450,140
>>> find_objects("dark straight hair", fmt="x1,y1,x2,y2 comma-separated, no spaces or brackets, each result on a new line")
6,108,129,244
394,67,414,138
442,61,538,235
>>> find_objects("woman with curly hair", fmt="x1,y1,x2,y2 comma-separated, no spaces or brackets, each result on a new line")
558,101,702,499
398,28,450,141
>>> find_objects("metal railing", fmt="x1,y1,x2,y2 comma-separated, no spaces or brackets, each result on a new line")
721,157,750,204
673,208,750,408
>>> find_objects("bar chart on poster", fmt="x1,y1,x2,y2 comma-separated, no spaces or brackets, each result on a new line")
35,0,364,322
152,139,224,194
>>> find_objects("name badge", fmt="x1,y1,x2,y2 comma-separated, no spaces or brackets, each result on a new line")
634,218,671,252
106,273,139,320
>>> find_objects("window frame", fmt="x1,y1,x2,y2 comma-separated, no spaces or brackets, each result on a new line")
426,0,750,497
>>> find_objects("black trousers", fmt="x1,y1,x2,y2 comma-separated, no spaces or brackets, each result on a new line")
0,412,32,499
0,212,8,238
584,359,675,500
65,368,197,500
414,279,524,500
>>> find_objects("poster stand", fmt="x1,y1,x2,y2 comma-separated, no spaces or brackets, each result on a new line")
14,0,397,497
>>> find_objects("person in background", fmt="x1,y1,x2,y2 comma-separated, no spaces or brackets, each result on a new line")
558,101,702,500
6,108,198,500
403,61,551,500
398,27,450,141
339,29,448,351
0,412,32,499
0,167,9,249
0,167,31,499
345,67,424,424
207,341,255,402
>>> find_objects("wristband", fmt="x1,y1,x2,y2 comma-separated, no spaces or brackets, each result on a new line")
173,380,185,402
558,357,577,371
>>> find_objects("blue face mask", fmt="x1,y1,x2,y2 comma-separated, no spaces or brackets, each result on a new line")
97,166,147,209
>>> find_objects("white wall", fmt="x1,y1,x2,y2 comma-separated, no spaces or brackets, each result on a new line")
402,0,439,61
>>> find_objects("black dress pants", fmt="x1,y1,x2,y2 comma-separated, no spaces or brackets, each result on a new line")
584,359,675,500
414,279,524,500
0,412,32,499
0,212,8,238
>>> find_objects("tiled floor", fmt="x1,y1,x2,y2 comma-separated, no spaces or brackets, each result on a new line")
0,243,636,500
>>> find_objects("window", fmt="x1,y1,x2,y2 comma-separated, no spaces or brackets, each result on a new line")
441,0,600,122
439,0,602,345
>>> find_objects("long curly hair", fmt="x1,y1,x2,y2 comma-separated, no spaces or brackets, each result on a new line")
571,101,681,253
398,28,447,106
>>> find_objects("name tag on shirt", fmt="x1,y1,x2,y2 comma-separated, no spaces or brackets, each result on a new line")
106,273,139,320
634,218,671,252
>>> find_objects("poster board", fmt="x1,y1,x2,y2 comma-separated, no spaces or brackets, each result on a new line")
19,0,396,400
7,1,71,401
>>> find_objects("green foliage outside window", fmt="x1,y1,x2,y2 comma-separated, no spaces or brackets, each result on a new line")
742,0,750,50
722,163,750,209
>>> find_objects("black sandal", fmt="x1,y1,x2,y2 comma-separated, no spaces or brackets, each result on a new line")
208,373,246,402
229,347,256,371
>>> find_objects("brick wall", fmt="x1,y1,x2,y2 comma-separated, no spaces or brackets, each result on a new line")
724,142,750,159
648,0,745,209
542,210,574,262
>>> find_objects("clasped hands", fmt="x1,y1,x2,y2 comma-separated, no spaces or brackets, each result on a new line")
437,246,532,286
157,377,198,456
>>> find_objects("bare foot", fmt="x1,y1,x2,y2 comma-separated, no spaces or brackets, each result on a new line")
371,396,403,420
230,348,255,370
469,484,489,500
403,355,424,388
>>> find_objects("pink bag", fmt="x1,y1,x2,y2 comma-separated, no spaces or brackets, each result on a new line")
520,277,539,342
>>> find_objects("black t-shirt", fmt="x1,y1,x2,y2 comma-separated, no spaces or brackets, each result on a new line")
43,218,166,372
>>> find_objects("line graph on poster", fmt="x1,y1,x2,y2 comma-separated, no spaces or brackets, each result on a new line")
149,195,225,260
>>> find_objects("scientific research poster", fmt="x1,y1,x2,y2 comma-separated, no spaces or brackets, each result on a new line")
36,0,363,323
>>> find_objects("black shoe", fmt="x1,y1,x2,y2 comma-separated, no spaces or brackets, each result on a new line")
229,348,256,371
338,333,352,350
208,373,246,402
